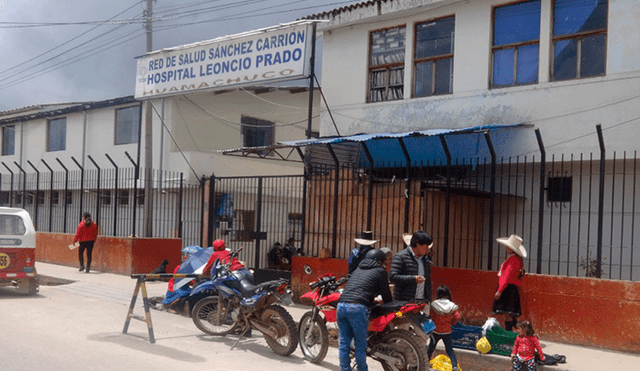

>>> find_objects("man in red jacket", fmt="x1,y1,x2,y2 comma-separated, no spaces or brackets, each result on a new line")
72,212,98,273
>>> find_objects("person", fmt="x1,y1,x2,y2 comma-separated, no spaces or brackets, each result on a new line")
511,320,545,371
159,265,191,314
389,230,434,303
202,239,244,276
347,231,378,275
72,212,98,273
268,241,284,269
492,234,527,331
337,248,393,371
427,285,461,371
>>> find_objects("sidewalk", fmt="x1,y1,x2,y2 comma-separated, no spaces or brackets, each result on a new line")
36,262,638,371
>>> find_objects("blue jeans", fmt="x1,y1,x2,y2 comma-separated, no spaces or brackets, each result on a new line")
337,302,370,371
427,332,458,369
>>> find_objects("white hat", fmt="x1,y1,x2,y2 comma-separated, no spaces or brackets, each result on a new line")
402,232,433,249
402,233,412,246
496,234,527,258
354,231,377,246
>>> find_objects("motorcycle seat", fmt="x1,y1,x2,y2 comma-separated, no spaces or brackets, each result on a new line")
369,300,409,319
239,279,285,298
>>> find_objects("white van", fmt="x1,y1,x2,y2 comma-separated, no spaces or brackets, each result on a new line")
0,207,38,295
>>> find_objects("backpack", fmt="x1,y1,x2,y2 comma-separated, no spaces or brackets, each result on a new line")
348,245,372,274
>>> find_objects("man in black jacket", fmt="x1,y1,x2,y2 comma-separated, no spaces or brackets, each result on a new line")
337,248,393,371
389,230,434,303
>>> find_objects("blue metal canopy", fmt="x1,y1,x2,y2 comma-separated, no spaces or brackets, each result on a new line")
279,123,529,168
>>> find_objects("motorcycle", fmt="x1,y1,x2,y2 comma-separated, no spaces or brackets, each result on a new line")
189,247,299,356
299,274,432,371
298,273,347,363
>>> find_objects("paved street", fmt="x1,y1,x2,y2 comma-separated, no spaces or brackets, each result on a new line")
1,263,637,371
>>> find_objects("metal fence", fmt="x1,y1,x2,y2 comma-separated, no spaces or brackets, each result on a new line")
0,160,203,247
204,174,305,269
303,151,640,282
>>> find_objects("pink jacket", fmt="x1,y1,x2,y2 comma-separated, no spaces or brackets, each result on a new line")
512,335,545,361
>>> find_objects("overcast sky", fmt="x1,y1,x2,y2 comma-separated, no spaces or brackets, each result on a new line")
0,0,356,112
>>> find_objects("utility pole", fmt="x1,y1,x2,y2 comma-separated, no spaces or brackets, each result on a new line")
143,0,154,237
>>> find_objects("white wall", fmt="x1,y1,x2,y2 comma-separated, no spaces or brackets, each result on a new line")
318,0,640,159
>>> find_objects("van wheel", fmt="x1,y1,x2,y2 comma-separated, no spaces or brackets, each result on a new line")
19,278,39,295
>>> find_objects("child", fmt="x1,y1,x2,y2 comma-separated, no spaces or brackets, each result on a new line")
511,320,545,371
427,285,461,371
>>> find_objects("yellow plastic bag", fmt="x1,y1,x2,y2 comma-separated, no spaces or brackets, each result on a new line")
429,354,462,371
476,336,492,354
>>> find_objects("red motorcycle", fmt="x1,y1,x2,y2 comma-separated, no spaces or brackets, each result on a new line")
299,274,431,371
299,273,346,363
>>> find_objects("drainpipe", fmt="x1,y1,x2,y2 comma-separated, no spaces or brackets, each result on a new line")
296,146,308,254
439,135,452,267
535,129,546,274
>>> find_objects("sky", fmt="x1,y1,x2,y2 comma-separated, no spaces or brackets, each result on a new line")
0,0,357,112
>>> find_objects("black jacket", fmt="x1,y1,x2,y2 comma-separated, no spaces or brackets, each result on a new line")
339,258,393,308
389,247,432,302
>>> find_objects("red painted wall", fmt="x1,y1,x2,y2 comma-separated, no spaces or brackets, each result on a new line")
292,257,640,353
36,232,182,276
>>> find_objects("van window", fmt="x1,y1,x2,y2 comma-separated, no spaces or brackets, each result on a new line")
0,215,26,235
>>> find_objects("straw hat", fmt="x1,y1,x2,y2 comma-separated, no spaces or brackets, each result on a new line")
354,231,378,246
402,233,412,246
402,232,434,249
496,234,527,258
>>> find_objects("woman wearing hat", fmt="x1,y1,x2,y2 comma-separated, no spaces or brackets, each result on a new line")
492,234,527,331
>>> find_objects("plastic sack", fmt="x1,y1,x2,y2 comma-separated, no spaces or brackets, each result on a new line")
429,354,462,371
476,336,492,354
482,317,500,336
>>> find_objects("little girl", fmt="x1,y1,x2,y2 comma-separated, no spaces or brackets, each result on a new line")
511,320,545,371
427,285,461,371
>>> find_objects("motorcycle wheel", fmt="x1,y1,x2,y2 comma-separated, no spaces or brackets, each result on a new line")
191,295,237,336
378,329,429,371
298,311,329,363
261,304,299,356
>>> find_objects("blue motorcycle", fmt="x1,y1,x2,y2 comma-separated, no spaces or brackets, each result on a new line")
189,247,299,356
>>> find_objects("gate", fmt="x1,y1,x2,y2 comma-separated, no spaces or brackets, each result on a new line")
203,174,305,269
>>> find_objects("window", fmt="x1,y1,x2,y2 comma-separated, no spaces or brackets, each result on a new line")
233,210,255,241
547,176,573,202
65,191,72,205
100,190,111,206
241,116,274,155
552,0,607,81
287,212,303,241
492,1,541,87
117,190,129,206
48,117,66,151
51,191,59,205
414,16,455,97
2,125,15,156
115,105,141,145
368,25,406,103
